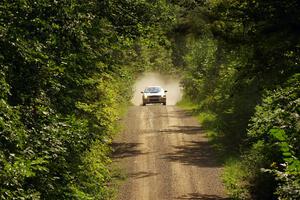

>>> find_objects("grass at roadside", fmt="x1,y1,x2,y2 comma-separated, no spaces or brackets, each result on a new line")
177,96,244,199
176,96,199,111
107,100,134,199
177,96,222,153
222,157,249,200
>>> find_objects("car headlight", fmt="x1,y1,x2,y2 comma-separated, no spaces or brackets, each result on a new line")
144,95,148,99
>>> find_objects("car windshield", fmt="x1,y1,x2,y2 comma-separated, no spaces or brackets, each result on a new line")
144,87,161,93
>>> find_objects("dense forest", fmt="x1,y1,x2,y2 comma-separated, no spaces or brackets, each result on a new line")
0,0,299,200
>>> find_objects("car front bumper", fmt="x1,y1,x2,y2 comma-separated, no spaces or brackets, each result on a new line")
143,96,166,104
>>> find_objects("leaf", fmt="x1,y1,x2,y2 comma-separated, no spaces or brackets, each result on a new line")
269,128,287,142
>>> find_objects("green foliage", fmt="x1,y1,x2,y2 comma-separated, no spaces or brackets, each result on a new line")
268,129,300,200
221,75,300,199
69,142,112,200
245,75,300,199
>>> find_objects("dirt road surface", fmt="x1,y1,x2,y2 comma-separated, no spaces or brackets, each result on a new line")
113,105,228,200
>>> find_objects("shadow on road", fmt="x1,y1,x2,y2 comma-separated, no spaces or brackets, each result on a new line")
143,125,203,135
111,142,147,159
159,125,203,135
157,109,194,119
162,141,221,167
175,193,230,200
127,171,159,179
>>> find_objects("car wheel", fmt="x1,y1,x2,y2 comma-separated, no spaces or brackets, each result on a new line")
163,102,166,106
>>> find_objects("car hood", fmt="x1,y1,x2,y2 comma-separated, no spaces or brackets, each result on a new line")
144,91,165,96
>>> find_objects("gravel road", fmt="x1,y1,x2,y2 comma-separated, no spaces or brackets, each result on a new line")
113,105,228,200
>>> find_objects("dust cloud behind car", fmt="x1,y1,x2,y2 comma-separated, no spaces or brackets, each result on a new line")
131,72,182,106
